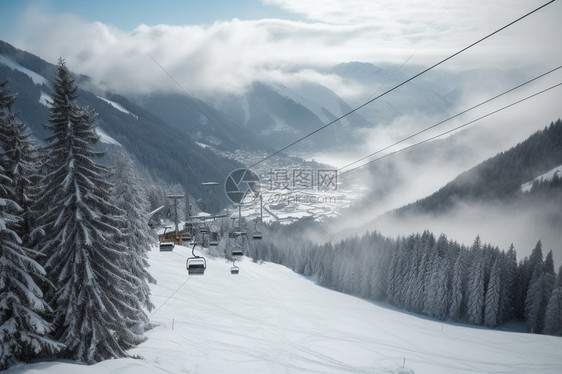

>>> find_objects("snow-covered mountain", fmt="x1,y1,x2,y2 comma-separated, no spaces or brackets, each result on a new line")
0,40,242,206
135,81,371,153
6,244,562,374
0,54,50,87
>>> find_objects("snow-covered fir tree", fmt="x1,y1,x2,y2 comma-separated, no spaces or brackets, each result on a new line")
0,81,42,248
35,59,145,363
484,258,502,327
466,238,485,325
448,251,466,321
0,81,62,370
111,153,156,321
544,266,562,336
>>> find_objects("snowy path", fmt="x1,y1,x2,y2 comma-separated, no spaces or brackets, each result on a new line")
7,245,562,374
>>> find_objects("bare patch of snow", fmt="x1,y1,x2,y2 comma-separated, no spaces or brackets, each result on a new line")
521,165,562,192
0,54,49,86
96,96,138,119
96,127,121,146
39,91,51,107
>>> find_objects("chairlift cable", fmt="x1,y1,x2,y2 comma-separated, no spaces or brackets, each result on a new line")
339,81,562,176
248,0,557,170
338,65,562,172
150,275,192,318
309,53,416,156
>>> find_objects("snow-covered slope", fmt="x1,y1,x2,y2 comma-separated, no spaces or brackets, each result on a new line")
97,96,138,119
96,127,121,146
0,54,49,86
521,165,562,192
7,245,562,374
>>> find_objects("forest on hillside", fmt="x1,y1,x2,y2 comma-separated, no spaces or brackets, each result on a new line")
398,119,562,215
248,223,562,336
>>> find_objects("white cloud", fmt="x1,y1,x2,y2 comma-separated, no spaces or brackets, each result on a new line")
9,0,561,96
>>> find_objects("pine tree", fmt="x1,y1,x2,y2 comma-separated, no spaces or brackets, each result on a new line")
0,81,62,370
525,259,554,334
501,245,518,322
448,252,465,321
484,258,501,327
36,59,145,363
466,253,485,325
112,153,157,317
0,82,42,248
544,266,562,336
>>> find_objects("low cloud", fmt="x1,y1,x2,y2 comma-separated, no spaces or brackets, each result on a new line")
371,199,562,266
8,0,561,98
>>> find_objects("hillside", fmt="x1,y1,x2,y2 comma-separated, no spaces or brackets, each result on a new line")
353,119,562,262
0,40,242,204
396,119,562,215
5,245,562,374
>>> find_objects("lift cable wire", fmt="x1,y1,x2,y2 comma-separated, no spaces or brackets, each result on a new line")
309,53,416,156
338,81,562,177
248,0,557,170
338,65,562,172
150,275,192,318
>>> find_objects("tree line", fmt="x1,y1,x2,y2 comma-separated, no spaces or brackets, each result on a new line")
0,60,155,369
251,224,562,336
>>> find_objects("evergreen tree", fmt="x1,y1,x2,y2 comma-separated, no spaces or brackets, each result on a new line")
525,262,554,334
544,266,562,336
448,251,465,321
501,245,518,322
0,82,62,370
0,81,42,248
466,250,485,325
112,153,156,316
484,258,501,327
36,59,145,363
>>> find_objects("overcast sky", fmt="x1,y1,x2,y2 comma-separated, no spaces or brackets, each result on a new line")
1,0,560,96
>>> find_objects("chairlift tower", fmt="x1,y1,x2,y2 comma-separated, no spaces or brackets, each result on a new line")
184,162,190,222
201,181,220,216
167,194,185,235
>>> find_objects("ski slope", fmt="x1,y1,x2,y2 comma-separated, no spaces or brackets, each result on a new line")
7,245,562,374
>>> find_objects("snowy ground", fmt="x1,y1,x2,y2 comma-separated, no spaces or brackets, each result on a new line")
7,245,562,374
521,164,562,192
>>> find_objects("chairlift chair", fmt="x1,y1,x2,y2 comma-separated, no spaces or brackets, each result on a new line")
199,226,209,234
252,232,262,240
186,243,206,275
209,232,219,246
252,219,262,240
231,246,243,257
230,261,240,275
159,239,175,251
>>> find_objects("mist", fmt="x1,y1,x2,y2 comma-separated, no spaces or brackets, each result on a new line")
371,198,562,266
